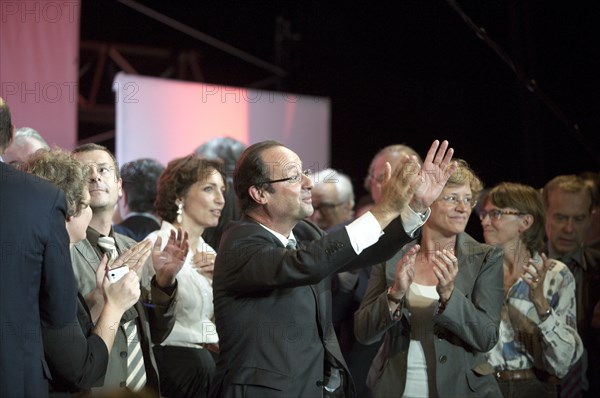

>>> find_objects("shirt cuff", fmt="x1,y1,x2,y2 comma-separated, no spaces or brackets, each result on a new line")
345,211,383,254
402,206,429,237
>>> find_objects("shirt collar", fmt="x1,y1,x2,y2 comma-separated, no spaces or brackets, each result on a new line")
258,223,297,248
86,225,115,248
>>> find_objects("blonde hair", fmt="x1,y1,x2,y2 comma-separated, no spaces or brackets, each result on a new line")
21,148,87,218
446,158,483,198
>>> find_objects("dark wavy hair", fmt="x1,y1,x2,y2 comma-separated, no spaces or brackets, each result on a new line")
155,155,226,223
21,148,87,218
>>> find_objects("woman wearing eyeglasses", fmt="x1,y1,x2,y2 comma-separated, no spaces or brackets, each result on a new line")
480,182,583,398
355,159,504,397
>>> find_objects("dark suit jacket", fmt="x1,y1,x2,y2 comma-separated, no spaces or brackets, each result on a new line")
354,233,503,398
210,215,416,398
115,214,160,242
43,294,109,397
71,232,176,396
579,247,600,397
0,163,78,398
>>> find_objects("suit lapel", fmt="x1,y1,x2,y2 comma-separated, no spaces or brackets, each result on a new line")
453,233,488,298
73,239,100,273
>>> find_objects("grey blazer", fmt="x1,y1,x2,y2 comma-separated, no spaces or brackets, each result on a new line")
71,231,176,396
354,233,504,398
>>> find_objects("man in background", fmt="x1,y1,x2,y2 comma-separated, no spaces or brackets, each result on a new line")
543,175,600,398
2,126,49,167
309,167,355,231
115,158,164,241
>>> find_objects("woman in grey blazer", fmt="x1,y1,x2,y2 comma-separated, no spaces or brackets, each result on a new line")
355,160,504,398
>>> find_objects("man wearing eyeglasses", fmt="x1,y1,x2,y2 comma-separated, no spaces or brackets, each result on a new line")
309,168,355,231
543,175,600,398
210,139,456,398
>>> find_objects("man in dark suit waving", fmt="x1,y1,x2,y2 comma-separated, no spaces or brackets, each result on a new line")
0,98,78,397
210,139,456,397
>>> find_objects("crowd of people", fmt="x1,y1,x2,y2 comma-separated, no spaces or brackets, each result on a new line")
1,95,599,398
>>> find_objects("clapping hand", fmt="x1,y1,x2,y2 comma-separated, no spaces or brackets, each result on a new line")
523,253,552,310
152,228,189,289
432,248,459,304
114,239,153,276
389,244,420,301
85,241,152,321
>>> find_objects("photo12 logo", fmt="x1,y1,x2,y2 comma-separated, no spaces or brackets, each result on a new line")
1,1,80,24
0,81,78,104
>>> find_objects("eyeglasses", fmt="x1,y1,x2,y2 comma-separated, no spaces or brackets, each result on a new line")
87,164,115,178
479,209,525,221
438,195,477,208
255,169,312,186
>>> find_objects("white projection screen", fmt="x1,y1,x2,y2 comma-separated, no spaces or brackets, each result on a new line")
114,73,331,173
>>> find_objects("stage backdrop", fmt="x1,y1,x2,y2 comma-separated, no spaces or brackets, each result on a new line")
114,73,331,174
0,0,79,149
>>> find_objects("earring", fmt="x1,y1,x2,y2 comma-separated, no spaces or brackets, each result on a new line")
176,202,183,224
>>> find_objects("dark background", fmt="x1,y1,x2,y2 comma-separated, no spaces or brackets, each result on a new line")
81,0,600,238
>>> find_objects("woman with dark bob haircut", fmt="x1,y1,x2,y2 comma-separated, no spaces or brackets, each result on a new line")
143,154,226,398
481,182,583,398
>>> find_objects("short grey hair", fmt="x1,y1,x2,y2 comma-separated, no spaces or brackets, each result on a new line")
313,168,355,204
14,127,49,148
364,144,422,192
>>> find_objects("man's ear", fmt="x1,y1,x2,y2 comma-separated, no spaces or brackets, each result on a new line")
249,185,268,205
117,177,123,197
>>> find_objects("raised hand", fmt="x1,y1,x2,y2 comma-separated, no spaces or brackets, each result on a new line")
389,244,420,300
410,140,457,212
152,228,189,289
432,248,459,304
371,155,423,228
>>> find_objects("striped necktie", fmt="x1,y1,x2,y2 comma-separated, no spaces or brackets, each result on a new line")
98,236,119,266
124,319,147,391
